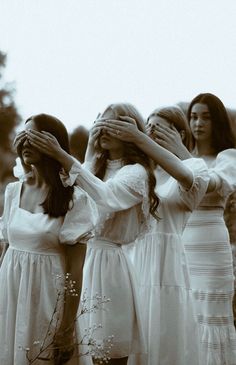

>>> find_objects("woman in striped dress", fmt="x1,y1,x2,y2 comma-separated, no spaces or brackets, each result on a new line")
153,93,236,364
182,93,236,365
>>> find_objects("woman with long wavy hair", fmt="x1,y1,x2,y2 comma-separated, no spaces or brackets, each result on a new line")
95,105,211,365
25,104,158,365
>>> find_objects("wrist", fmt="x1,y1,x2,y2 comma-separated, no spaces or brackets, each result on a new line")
135,130,145,145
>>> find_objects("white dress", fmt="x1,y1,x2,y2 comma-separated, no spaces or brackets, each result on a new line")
0,181,98,365
60,159,149,359
183,149,236,365
124,158,209,365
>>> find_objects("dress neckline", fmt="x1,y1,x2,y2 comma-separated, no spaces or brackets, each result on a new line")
106,158,124,169
17,182,45,215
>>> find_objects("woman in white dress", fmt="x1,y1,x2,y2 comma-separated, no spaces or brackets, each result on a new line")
0,114,98,365
26,103,159,365
27,103,209,365
97,107,211,365
152,94,236,364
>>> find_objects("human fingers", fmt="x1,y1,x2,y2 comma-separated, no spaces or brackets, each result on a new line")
41,130,59,141
105,119,139,134
26,130,48,144
151,129,170,143
155,124,176,137
101,126,124,140
26,130,60,156
170,124,179,133
119,115,137,125
13,131,27,149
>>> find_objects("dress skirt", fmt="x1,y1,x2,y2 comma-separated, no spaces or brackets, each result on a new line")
78,239,146,360
183,208,236,365
125,231,200,365
0,246,66,365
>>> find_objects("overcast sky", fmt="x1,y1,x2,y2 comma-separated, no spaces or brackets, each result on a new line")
1,0,236,132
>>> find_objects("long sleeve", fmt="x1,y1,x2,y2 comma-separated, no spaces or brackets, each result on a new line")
208,149,236,198
0,183,15,242
178,158,209,211
60,161,149,215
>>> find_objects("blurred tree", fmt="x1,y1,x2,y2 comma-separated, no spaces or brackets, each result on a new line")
0,50,21,151
69,125,89,163
0,50,21,214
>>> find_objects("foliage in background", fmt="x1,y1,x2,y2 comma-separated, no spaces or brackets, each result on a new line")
0,50,21,214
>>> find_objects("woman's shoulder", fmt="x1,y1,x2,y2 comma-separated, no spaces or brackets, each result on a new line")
215,148,236,162
5,181,21,195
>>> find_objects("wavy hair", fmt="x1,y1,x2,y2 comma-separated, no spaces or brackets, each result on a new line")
93,103,159,219
187,93,235,153
17,113,74,218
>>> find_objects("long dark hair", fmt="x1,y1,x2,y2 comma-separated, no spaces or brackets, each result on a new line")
17,113,74,218
187,93,235,153
93,103,159,219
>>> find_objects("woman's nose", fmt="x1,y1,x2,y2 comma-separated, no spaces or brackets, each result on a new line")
22,138,31,147
194,117,203,127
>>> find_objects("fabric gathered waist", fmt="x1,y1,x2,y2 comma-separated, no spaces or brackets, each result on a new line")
8,245,64,256
195,206,224,212
88,238,122,250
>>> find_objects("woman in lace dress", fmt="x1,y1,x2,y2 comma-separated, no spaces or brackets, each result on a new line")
152,94,236,364
27,103,209,365
98,107,210,365
26,104,158,365
0,114,98,365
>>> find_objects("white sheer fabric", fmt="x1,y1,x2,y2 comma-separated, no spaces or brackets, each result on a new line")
0,182,98,365
61,159,149,360
125,158,209,365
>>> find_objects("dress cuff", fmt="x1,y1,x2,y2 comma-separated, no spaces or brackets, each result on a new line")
59,161,82,187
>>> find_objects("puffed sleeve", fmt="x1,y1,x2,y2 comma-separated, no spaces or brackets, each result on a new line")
209,149,236,198
0,183,15,241
59,186,98,245
59,160,148,215
178,157,209,211
13,157,33,181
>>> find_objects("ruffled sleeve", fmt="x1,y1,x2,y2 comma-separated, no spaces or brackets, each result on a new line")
13,157,33,181
178,157,209,211
59,186,98,245
0,183,16,241
209,149,236,198
60,160,148,215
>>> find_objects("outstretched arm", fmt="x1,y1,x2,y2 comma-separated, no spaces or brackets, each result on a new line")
26,129,145,213
99,117,194,189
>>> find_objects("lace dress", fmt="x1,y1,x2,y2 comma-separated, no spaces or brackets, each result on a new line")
0,181,98,365
124,158,209,365
60,159,150,359
183,149,236,365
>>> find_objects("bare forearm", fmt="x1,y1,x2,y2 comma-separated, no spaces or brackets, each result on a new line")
61,243,86,330
176,147,192,160
55,149,76,173
0,242,8,267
